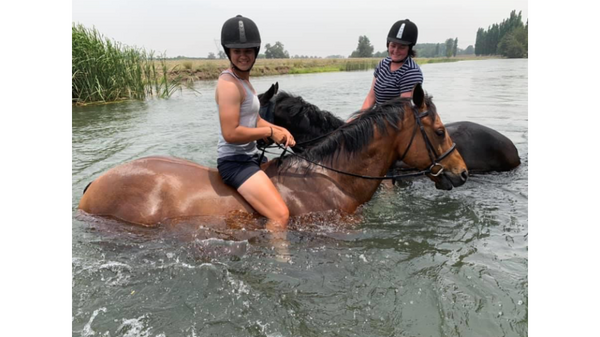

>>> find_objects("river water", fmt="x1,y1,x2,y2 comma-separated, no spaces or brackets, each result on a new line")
72,59,528,336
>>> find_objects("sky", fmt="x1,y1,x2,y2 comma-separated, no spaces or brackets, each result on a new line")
72,0,528,58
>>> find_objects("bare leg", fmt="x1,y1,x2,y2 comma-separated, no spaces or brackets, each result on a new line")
237,171,289,227
237,171,290,261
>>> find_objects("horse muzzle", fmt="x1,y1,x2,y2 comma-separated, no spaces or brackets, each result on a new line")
430,168,468,190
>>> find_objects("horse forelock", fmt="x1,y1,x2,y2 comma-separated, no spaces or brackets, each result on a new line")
280,98,411,170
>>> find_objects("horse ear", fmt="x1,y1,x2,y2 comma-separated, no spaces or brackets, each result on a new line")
274,82,279,95
259,83,277,106
412,83,425,108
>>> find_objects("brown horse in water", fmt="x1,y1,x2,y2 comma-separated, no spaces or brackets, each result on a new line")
78,84,468,228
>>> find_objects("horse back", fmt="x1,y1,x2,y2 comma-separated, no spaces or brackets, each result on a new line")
78,156,254,226
446,122,520,173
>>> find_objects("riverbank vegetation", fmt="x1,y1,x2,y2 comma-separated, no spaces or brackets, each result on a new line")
162,55,494,83
72,24,185,105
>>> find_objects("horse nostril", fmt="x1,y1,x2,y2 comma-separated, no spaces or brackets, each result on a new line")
461,170,469,182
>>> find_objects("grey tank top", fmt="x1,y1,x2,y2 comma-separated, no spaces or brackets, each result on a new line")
217,70,260,158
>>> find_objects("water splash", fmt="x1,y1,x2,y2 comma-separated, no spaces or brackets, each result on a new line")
81,307,106,337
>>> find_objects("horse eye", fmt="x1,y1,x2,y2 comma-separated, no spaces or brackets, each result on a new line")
436,129,445,136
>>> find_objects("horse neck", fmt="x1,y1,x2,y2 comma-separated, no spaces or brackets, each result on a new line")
330,124,400,199
283,122,401,209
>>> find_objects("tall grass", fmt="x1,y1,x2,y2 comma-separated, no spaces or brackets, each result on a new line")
72,24,183,105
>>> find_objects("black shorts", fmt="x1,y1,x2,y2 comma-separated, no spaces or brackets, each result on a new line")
217,153,267,190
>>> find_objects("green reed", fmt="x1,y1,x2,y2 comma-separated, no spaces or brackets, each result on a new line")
72,24,183,105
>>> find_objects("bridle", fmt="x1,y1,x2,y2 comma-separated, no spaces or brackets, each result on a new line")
397,106,457,177
258,104,457,180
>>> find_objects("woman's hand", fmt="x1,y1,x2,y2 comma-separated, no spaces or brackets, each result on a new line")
271,127,296,148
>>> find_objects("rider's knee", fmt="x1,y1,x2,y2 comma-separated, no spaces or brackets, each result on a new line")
271,204,289,225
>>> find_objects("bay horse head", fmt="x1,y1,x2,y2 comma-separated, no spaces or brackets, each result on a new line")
330,83,467,190
391,83,469,189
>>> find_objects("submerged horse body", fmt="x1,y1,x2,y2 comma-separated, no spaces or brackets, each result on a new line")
79,84,467,227
259,84,520,173
444,121,520,173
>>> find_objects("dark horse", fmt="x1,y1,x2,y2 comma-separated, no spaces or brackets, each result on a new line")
79,84,467,228
259,83,520,173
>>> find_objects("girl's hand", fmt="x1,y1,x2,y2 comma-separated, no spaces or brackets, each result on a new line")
271,127,296,148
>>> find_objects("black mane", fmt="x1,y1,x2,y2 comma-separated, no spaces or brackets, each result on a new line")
275,91,345,133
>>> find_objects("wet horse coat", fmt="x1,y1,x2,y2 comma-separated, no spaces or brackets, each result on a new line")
79,84,467,227
444,121,520,173
259,84,520,173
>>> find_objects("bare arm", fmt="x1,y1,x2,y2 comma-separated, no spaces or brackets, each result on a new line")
361,77,377,110
216,77,270,144
216,76,295,147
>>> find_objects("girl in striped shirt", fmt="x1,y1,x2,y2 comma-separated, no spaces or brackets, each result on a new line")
360,19,423,110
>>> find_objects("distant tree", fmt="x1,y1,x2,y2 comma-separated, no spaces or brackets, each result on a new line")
207,52,216,59
264,42,290,59
326,55,346,59
445,38,454,58
464,45,474,55
475,28,485,55
218,51,227,59
257,53,266,59
373,50,388,58
453,38,458,57
414,43,450,58
497,25,527,58
350,36,374,58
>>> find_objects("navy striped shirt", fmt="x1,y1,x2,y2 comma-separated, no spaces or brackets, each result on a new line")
373,57,423,104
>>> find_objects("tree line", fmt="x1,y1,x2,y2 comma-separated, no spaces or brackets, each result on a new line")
348,36,473,58
475,10,527,58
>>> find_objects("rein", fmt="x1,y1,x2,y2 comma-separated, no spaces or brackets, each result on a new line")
258,106,457,180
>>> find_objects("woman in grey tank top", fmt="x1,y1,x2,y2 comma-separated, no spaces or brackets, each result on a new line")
216,15,296,234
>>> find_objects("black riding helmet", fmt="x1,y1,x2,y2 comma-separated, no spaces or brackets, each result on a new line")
386,19,418,63
387,19,418,47
221,15,261,72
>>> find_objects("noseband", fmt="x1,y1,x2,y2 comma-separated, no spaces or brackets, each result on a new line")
398,106,457,177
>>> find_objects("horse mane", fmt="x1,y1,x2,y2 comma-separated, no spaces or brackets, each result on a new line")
275,91,345,131
274,91,438,172
280,97,410,169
